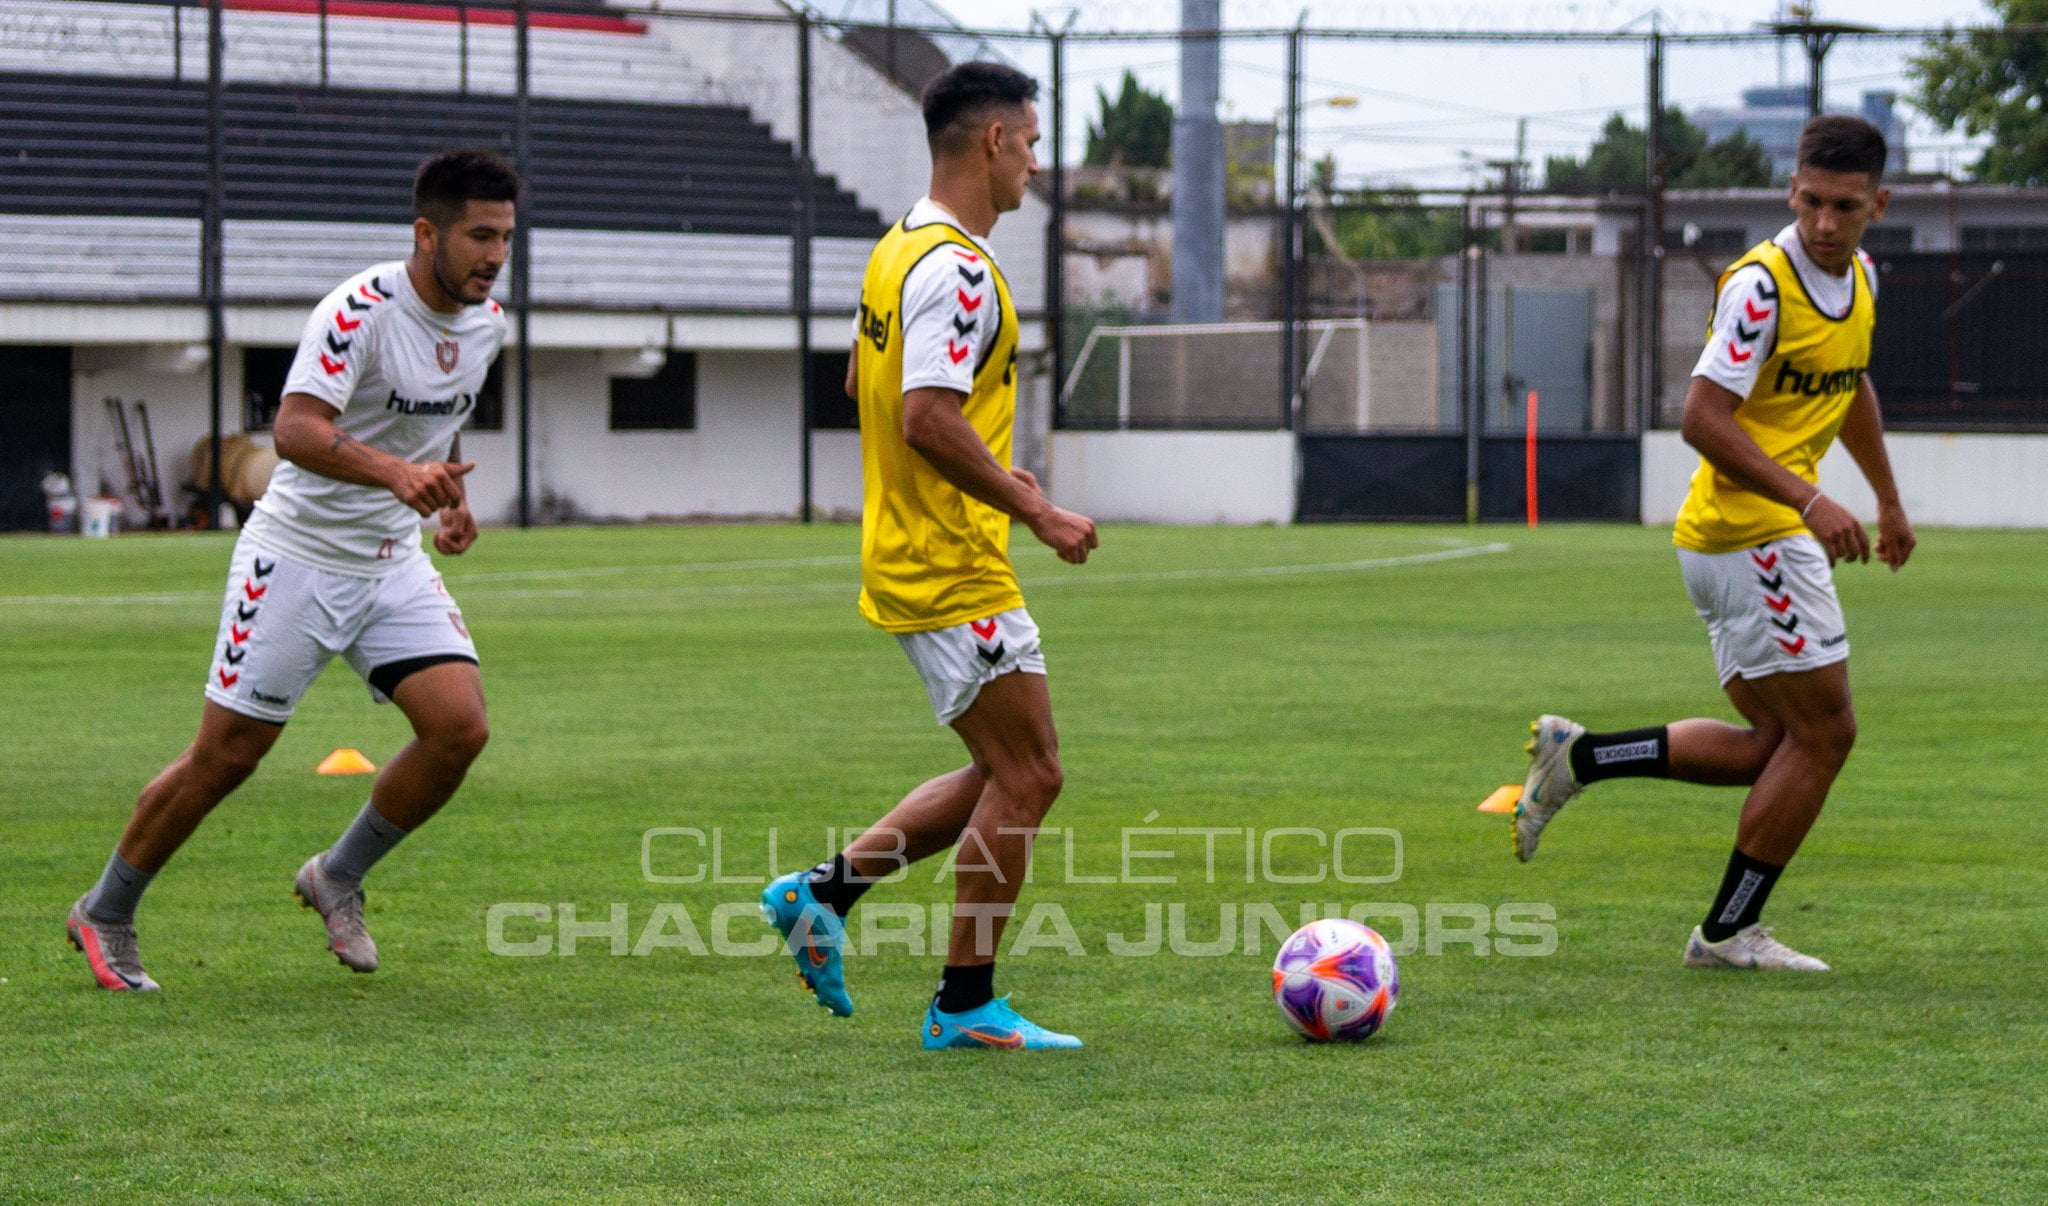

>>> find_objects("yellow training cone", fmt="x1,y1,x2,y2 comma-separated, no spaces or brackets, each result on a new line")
317,748,377,775
1476,785,1521,814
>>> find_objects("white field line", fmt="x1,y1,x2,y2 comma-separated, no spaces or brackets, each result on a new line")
0,542,1511,609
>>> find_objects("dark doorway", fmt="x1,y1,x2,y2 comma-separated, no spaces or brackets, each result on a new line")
0,346,72,530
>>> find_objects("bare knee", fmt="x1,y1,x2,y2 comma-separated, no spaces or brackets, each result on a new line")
187,735,267,792
424,711,490,766
993,750,1064,817
1790,709,1856,766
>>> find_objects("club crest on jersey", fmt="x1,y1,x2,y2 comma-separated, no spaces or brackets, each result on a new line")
436,339,460,373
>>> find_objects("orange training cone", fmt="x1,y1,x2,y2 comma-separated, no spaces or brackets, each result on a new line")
1476,785,1521,814
317,748,378,775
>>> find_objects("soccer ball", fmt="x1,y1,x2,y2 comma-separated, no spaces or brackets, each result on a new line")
1271,918,1398,1042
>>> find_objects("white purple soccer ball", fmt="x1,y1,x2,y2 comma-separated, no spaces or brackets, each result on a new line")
1271,918,1399,1042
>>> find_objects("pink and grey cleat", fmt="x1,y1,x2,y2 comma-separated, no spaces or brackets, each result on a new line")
293,853,379,973
66,896,161,992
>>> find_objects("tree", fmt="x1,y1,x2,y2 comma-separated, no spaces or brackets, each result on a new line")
1911,0,2048,183
1544,109,1773,193
1084,71,1173,168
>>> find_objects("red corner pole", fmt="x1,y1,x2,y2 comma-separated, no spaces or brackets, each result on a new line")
1524,389,1539,527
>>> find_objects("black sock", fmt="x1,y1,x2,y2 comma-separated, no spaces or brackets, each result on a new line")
1700,848,1785,942
804,853,871,918
1568,725,1671,783
934,962,995,1014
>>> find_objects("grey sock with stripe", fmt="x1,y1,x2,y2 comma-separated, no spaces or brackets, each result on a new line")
84,850,156,924
323,800,411,885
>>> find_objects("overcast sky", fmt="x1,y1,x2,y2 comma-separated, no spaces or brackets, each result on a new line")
920,1,1998,183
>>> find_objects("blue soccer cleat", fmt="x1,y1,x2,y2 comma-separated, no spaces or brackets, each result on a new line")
760,871,852,1017
922,996,1083,1050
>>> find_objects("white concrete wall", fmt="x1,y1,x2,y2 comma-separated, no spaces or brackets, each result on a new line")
1642,428,2048,528
1048,430,1295,525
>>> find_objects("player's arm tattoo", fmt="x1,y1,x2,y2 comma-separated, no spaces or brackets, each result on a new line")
329,430,371,461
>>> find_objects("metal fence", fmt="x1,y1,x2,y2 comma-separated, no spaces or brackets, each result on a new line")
3,2,2041,525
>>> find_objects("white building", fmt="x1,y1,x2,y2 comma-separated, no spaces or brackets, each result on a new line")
0,0,1050,529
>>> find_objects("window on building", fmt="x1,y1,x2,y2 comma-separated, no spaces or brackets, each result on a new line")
466,358,505,432
809,351,857,430
241,347,296,431
609,352,696,430
1861,225,1914,254
1961,225,2048,252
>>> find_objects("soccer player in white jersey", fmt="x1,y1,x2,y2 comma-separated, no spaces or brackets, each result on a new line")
1510,117,1915,972
65,150,518,990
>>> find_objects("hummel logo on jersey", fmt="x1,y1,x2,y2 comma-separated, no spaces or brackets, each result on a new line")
1820,633,1847,648
1593,739,1660,766
957,265,986,286
956,289,983,313
335,309,362,332
1726,341,1754,365
857,300,891,352
946,341,970,365
1773,360,1868,399
345,294,373,314
952,316,977,337
1744,298,1773,323
319,353,347,376
325,332,352,355
386,391,475,417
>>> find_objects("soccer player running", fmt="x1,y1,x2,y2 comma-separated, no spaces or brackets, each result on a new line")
1512,116,1915,972
761,62,1098,1049
65,150,517,990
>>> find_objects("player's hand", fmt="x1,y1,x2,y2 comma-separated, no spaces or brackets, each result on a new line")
1875,500,1915,571
1011,466,1043,495
391,461,475,516
434,503,478,555
1028,503,1098,565
1802,493,1869,565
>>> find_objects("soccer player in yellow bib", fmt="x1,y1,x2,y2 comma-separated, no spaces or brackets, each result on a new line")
1510,115,1916,971
761,62,1099,1049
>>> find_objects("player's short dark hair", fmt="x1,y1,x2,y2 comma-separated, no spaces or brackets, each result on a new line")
414,148,522,226
1797,115,1887,182
922,61,1039,154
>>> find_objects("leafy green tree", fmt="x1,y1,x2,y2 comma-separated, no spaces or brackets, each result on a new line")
1544,109,1772,193
1084,71,1173,168
1911,0,2048,183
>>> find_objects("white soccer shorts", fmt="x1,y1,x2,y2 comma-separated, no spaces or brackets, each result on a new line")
202,535,479,723
1679,533,1849,686
895,607,1047,725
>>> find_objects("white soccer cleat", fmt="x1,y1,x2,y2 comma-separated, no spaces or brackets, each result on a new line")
1683,924,1830,972
1513,714,1585,862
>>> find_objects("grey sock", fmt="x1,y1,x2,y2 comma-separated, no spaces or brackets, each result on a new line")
84,850,155,924
323,801,411,884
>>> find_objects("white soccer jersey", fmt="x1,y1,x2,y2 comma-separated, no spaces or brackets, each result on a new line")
860,197,1004,396
1693,223,1877,398
245,262,506,574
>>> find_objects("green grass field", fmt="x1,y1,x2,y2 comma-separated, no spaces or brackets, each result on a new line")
3,523,2045,1202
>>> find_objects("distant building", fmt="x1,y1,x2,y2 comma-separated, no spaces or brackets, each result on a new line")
1695,86,1906,179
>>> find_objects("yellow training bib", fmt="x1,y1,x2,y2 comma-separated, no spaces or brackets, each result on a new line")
854,214,1023,632
1674,239,1875,554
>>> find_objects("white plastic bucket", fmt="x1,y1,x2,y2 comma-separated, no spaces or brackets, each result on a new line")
81,496,121,539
